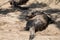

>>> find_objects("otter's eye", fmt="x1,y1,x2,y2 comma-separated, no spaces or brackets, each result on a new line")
32,13,34,15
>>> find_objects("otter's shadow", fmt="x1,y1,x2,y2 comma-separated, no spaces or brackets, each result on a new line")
29,2,48,8
0,6,21,15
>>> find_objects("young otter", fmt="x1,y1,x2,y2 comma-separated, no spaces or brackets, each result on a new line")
25,11,50,40
9,0,29,10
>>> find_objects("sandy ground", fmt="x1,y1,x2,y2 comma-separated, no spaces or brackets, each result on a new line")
0,0,60,40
